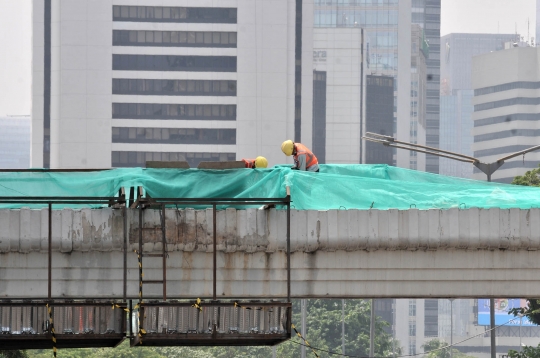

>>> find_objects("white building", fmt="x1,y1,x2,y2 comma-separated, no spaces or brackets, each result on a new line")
472,47,540,183
32,0,317,169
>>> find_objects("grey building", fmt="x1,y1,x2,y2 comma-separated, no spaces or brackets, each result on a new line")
440,33,517,179
472,47,540,183
413,0,441,174
0,116,30,169
313,0,441,173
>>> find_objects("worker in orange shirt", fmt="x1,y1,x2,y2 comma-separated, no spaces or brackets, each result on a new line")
281,140,319,172
242,156,268,169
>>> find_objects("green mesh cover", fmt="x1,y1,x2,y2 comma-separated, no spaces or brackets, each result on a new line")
0,165,539,210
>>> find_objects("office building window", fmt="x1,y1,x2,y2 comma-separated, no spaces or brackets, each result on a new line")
112,103,236,120
112,127,236,145
474,97,540,112
409,321,416,336
474,129,540,142
113,30,237,48
113,6,237,24
112,79,236,96
112,151,236,168
409,300,416,316
409,341,416,355
112,55,237,72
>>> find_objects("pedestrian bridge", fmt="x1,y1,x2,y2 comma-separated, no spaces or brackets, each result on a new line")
2,206,540,299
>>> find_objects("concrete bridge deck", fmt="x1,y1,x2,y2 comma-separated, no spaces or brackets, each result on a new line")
1,207,540,298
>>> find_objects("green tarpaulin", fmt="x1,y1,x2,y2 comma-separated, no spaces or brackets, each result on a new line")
0,165,538,210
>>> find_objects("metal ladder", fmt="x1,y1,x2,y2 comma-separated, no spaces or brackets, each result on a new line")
134,187,167,302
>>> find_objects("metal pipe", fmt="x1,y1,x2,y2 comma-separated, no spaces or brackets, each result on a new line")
139,206,143,302
342,299,345,355
162,203,167,301
286,186,291,302
363,138,476,163
123,206,127,301
48,202,52,300
213,204,217,301
490,298,496,358
370,299,375,358
364,132,479,161
497,144,540,162
450,299,454,358
301,299,306,358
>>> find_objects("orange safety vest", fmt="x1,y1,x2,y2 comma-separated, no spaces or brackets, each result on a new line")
242,158,256,168
293,143,318,170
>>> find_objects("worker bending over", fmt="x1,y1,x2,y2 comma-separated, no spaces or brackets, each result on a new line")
281,140,319,172
242,156,268,169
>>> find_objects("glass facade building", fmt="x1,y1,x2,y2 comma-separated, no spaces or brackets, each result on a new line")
313,0,440,173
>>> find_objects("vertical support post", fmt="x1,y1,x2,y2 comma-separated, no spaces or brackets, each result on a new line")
450,299,454,358
370,299,375,358
490,298,496,358
286,186,291,302
48,202,52,300
301,299,306,358
123,206,127,301
161,203,167,301
129,299,133,338
342,299,345,355
213,204,217,301
212,203,217,336
139,206,143,302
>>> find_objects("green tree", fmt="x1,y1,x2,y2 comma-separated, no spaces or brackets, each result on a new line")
422,339,474,358
508,343,540,358
511,164,540,186
278,299,400,358
0,351,29,358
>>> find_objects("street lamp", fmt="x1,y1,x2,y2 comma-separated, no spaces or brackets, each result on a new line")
363,132,540,182
362,132,540,358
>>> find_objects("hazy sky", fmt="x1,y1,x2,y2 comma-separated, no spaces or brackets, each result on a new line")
0,0,537,116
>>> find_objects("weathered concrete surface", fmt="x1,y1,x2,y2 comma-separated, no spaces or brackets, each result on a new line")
1,208,540,298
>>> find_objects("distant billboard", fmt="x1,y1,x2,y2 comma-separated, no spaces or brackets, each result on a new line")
477,299,537,326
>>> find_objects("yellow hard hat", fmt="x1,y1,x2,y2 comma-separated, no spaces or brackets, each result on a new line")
281,140,294,156
255,156,268,168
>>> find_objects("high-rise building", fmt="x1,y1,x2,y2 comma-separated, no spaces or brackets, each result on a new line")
312,27,365,164
439,33,517,179
32,0,316,169
537,0,540,46
409,24,429,170
472,46,540,183
312,0,440,172
0,116,31,169
412,0,440,174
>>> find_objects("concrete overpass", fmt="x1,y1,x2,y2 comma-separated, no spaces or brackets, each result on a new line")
2,206,540,299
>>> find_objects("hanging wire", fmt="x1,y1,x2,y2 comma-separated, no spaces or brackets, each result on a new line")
287,315,523,358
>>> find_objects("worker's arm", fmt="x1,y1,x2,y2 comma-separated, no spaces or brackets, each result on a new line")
296,154,307,171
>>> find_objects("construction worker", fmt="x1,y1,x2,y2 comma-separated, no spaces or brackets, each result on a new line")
242,156,268,169
281,140,319,172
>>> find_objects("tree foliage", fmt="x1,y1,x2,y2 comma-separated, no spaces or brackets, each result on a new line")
511,164,540,187
508,343,540,358
422,339,475,358
0,351,29,358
